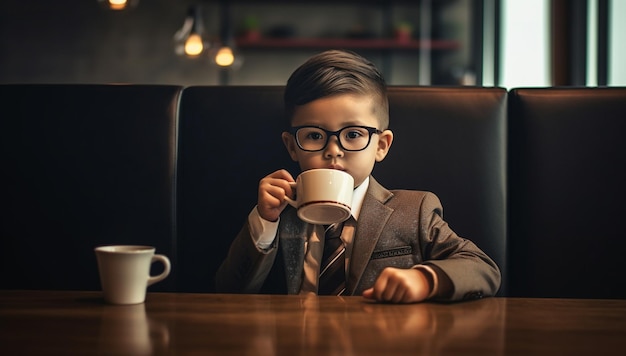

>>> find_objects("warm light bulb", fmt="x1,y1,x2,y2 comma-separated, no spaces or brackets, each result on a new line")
215,47,235,67
184,34,204,56
108,0,128,10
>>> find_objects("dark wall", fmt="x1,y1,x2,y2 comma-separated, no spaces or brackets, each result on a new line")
0,0,222,85
1,1,471,86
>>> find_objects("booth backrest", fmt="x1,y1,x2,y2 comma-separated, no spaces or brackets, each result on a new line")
0,84,182,291
176,86,508,294
4,83,626,299
508,87,626,298
176,86,299,292
374,87,508,295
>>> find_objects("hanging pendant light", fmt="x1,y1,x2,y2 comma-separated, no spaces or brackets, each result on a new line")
174,5,208,57
211,1,242,68
215,46,234,67
98,0,139,11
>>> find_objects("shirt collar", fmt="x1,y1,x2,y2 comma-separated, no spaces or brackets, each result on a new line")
351,176,369,221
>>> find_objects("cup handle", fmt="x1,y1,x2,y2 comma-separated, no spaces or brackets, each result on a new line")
284,182,298,208
147,254,171,286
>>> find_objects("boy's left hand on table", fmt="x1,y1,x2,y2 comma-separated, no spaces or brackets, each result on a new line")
362,267,432,304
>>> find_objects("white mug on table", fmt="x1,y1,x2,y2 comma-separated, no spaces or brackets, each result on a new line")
95,245,171,305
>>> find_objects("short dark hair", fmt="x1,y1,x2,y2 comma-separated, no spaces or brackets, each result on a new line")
284,50,389,129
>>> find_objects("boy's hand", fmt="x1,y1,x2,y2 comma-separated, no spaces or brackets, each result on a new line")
257,169,295,222
362,267,432,304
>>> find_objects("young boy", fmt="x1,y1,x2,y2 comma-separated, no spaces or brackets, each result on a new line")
216,50,501,303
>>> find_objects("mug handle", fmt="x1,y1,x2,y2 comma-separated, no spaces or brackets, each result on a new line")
284,181,298,208
147,254,171,286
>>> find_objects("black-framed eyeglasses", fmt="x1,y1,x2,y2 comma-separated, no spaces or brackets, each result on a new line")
289,125,383,152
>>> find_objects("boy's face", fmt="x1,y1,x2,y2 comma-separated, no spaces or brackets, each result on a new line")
282,94,393,188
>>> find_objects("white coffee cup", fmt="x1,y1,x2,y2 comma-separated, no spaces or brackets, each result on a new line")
95,245,171,305
285,168,354,225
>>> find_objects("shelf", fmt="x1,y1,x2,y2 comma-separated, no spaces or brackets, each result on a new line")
235,38,460,51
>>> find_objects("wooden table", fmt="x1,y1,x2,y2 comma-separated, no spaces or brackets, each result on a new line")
1,290,625,355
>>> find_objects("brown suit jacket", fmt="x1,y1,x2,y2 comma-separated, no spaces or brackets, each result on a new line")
216,176,501,301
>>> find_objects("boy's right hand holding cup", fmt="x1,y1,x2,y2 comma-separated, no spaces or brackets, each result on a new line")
257,169,295,222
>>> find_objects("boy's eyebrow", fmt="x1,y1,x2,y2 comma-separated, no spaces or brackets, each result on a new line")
294,120,376,129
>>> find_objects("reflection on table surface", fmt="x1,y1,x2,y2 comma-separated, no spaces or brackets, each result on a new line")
1,290,625,355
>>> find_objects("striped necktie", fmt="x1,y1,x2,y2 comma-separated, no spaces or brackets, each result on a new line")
318,222,346,296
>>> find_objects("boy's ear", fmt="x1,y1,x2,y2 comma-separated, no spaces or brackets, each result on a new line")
282,131,299,161
375,129,394,162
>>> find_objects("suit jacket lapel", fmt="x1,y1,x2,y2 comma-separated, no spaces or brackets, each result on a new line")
346,177,394,295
